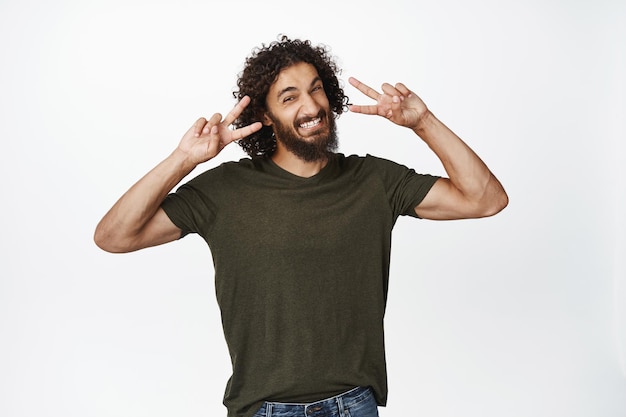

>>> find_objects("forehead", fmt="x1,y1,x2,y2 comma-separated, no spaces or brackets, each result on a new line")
269,62,320,92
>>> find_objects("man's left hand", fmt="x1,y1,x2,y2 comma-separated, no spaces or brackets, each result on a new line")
348,77,430,130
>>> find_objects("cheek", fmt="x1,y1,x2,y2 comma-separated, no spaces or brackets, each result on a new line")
283,110,300,126
265,108,295,127
318,95,330,109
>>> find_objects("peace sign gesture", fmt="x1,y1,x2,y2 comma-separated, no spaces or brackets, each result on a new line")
178,96,262,166
348,77,429,130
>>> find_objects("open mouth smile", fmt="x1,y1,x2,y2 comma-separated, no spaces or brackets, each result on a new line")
298,117,322,130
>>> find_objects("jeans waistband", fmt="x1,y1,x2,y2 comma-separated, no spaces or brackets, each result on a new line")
261,386,372,417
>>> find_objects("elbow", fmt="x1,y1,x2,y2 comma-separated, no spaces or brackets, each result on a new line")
93,224,133,254
473,174,508,218
93,224,107,251
93,229,118,253
479,187,509,218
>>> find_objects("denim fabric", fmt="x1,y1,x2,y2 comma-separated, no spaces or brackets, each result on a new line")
252,387,378,417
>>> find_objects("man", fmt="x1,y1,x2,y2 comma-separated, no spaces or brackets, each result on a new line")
95,37,507,417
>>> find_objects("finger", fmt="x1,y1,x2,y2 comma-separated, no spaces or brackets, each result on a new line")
390,95,402,118
348,104,379,115
208,112,222,124
381,83,402,98
349,77,381,101
394,82,412,97
206,125,221,155
192,117,207,137
202,113,222,135
229,121,263,142
222,96,251,127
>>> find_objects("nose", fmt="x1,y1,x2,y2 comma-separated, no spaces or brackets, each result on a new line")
300,92,321,116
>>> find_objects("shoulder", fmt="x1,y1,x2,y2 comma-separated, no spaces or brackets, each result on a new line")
338,153,439,192
327,154,415,189
334,153,413,174
185,157,257,184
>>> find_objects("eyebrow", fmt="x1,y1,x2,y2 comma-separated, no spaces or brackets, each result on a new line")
276,76,322,100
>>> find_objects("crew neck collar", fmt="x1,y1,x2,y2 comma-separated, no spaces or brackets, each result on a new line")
263,153,339,182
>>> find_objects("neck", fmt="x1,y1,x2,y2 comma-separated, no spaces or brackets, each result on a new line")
271,146,329,178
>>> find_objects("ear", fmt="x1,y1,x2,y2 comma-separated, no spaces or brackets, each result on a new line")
262,112,273,127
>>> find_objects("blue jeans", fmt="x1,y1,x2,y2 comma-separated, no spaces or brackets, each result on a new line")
252,387,379,417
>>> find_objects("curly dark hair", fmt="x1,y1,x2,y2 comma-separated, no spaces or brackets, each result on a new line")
232,36,349,158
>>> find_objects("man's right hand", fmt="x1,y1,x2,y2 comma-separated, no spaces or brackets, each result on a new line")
94,96,262,253
177,96,262,167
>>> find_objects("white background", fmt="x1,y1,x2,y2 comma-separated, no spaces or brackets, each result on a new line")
1,0,625,416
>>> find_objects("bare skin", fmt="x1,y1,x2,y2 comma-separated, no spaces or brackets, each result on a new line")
94,97,262,253
348,77,508,220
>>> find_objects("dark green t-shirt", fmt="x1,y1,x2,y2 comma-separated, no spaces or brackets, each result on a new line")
161,153,439,417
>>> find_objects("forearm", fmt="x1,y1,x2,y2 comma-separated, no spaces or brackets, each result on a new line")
414,111,508,215
94,149,195,251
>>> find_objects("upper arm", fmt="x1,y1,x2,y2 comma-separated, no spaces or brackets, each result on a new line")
95,207,182,253
132,207,183,251
414,177,507,220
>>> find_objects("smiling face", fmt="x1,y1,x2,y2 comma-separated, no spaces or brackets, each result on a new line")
263,62,337,162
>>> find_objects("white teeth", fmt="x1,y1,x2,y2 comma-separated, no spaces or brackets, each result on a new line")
300,118,321,129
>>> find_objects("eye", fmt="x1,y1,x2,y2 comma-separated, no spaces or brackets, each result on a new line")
312,85,323,93
282,96,295,103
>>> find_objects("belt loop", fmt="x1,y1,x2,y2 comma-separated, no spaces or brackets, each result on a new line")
266,403,273,417
336,394,345,417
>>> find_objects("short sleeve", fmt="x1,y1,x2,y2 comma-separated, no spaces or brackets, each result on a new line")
160,173,219,238
365,154,439,219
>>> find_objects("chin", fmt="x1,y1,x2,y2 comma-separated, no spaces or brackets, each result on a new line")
302,127,328,141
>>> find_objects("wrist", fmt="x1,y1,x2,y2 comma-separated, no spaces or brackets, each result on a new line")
411,110,436,135
169,148,199,175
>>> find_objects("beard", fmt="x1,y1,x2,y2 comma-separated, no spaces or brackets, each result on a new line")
268,109,338,162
